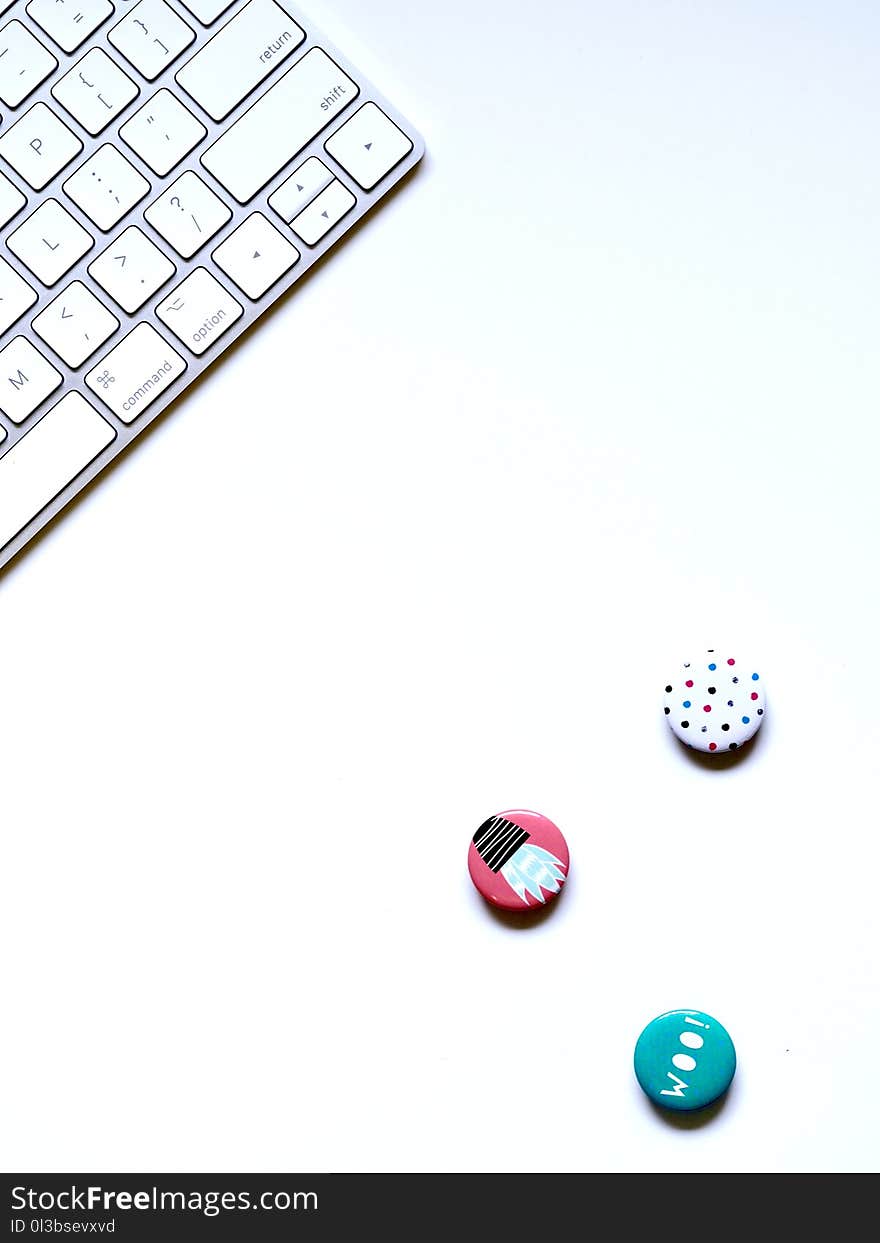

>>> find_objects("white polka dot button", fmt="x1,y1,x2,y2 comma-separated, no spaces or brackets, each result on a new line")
663,650,766,753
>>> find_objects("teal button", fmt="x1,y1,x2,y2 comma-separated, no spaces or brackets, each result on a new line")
633,1009,736,1112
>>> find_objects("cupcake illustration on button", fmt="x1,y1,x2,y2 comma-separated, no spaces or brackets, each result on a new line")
663,649,766,753
468,809,569,912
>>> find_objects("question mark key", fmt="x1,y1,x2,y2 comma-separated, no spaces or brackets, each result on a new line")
143,170,232,259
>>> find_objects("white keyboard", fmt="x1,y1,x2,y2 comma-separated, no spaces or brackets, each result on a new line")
0,0,424,571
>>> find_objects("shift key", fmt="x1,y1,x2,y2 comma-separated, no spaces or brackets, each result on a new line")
201,47,358,203
175,0,306,122
85,323,187,424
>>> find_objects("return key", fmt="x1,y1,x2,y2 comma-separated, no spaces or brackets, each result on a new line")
175,0,306,122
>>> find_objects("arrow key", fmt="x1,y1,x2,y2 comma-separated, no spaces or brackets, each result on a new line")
324,101,413,191
267,155,333,224
212,211,299,299
289,178,355,247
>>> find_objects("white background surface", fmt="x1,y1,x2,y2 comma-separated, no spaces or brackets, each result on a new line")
2,0,879,1175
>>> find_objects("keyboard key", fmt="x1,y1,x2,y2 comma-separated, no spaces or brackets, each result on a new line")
325,101,413,190
0,336,63,424
0,20,57,108
0,101,83,191
0,167,26,228
63,143,151,231
290,178,355,246
267,156,333,223
7,198,93,286
201,47,358,203
88,224,176,313
85,321,186,422
119,88,206,176
156,266,242,355
32,279,120,368
109,0,196,81
177,0,235,25
143,169,231,258
175,0,304,122
0,255,38,334
0,391,116,554
52,47,139,136
211,211,299,299
26,0,114,54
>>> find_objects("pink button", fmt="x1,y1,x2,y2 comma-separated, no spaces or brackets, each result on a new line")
468,809,570,912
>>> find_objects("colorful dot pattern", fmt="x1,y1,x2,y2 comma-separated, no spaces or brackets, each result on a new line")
663,651,765,753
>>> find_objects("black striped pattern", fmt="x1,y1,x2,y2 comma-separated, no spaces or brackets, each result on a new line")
472,815,530,872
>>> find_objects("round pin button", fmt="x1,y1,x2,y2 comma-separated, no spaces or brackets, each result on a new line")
664,650,766,753
634,1009,736,1112
468,809,569,912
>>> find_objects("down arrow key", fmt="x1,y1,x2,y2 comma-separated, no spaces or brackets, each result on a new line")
289,179,355,247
